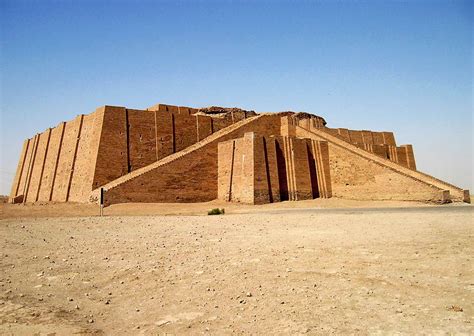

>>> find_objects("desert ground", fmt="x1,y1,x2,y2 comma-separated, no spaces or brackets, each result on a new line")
0,199,473,335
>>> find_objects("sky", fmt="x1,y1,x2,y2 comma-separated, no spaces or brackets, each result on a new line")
0,0,472,196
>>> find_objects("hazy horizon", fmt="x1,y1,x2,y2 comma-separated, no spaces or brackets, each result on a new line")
1,0,472,195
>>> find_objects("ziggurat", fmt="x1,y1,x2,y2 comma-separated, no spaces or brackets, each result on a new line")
9,103,470,205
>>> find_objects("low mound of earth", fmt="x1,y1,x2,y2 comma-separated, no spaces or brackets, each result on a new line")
0,204,472,334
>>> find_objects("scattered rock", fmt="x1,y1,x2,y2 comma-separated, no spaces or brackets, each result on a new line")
447,305,463,312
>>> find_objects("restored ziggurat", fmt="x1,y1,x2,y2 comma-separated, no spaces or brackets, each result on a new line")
9,103,470,205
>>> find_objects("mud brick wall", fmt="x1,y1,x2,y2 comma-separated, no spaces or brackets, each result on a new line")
288,137,313,201
308,140,332,198
217,140,234,202
349,130,364,144
51,115,83,201
280,117,297,137
336,128,350,141
326,144,441,201
319,126,419,170
92,104,244,188
295,126,447,202
10,108,104,203
10,103,260,204
277,136,332,202
372,132,384,145
211,110,249,133
68,113,102,202
196,115,213,141
323,127,397,147
212,115,236,132
174,112,198,152
253,135,281,204
396,147,408,168
154,111,174,160
361,131,374,144
290,115,326,129
25,130,50,202
385,144,416,169
127,109,156,171
218,132,331,205
370,144,390,159
262,137,281,203
382,132,396,146
92,106,128,189
253,135,271,204
37,123,65,201
9,138,30,202
218,135,255,203
19,134,39,202
10,102,457,205
101,115,282,204
9,107,105,203
402,145,416,170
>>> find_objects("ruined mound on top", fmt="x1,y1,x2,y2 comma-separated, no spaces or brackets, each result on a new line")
9,103,470,206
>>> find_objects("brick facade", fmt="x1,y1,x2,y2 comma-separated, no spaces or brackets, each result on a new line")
9,103,470,205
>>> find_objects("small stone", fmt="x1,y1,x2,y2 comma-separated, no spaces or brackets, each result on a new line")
246,292,252,297
88,319,94,323
447,305,463,312
68,297,73,302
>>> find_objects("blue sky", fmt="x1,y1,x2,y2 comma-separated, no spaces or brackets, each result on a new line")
0,0,472,195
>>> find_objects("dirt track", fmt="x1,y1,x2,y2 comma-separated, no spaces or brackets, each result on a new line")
0,204,473,335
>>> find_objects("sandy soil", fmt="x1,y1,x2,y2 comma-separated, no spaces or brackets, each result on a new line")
0,198,458,220
1,204,473,335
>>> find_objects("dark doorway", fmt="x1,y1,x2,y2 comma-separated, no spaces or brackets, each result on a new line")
262,138,273,203
275,141,289,201
307,144,320,198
